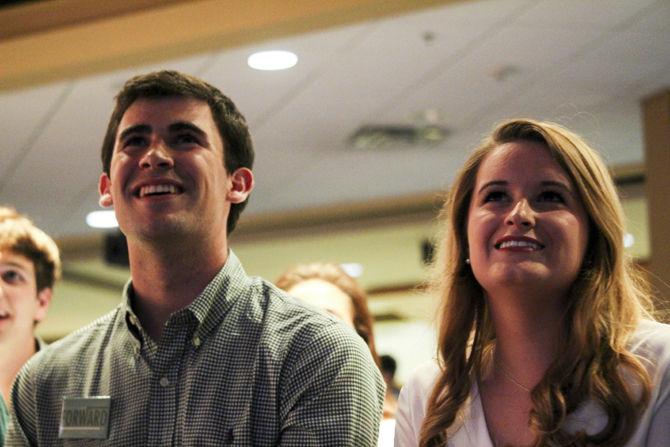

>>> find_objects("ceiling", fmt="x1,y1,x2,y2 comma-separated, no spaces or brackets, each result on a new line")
0,0,668,241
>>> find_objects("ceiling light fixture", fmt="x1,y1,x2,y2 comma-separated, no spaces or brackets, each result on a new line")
247,50,298,71
349,124,448,150
86,210,118,229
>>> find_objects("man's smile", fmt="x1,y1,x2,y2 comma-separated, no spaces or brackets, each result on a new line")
131,179,184,198
138,184,183,198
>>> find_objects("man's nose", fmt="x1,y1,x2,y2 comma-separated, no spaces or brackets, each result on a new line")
139,141,174,170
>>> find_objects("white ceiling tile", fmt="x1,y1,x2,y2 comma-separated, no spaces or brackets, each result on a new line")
515,0,659,29
624,0,670,32
0,82,71,184
386,22,602,132
393,0,532,27
558,28,670,90
201,23,372,127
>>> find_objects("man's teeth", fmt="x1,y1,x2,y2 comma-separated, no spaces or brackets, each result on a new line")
139,184,178,197
498,240,542,250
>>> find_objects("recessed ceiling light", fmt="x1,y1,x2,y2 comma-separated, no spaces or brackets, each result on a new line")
86,210,118,229
247,50,298,71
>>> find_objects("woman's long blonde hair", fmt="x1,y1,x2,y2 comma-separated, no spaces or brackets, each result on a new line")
419,119,654,446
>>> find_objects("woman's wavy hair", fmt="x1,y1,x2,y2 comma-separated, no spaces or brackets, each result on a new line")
419,119,654,446
276,262,380,366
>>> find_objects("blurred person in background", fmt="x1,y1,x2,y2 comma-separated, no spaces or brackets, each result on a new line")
0,206,60,445
277,262,398,446
395,119,670,446
380,354,401,400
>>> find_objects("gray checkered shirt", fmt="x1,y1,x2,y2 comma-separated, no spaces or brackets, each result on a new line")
7,251,384,446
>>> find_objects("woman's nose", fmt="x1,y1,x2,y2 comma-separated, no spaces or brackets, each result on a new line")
505,199,535,229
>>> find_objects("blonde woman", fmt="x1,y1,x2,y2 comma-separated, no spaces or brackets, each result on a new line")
276,263,397,446
395,119,670,446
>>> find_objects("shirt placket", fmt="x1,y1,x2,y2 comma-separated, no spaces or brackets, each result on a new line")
146,317,194,447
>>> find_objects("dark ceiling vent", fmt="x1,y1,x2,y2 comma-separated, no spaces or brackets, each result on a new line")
349,124,448,150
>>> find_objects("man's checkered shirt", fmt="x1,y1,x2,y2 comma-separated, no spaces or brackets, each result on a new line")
7,251,385,446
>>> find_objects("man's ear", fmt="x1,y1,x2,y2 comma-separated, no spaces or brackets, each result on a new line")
227,168,254,204
99,173,114,208
34,288,52,324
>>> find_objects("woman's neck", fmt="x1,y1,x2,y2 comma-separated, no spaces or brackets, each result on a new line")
485,289,565,386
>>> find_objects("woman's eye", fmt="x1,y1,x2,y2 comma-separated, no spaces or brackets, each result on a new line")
538,191,564,203
484,191,506,203
123,136,147,148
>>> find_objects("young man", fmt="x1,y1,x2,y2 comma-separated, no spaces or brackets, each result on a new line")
7,71,384,446
0,207,60,445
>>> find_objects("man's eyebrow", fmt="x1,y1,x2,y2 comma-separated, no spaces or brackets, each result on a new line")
118,124,151,142
0,261,31,271
168,122,207,138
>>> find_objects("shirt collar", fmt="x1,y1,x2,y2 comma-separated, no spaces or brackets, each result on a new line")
121,250,252,344
188,250,251,340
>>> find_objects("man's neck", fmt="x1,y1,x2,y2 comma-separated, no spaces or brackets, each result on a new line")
127,239,229,342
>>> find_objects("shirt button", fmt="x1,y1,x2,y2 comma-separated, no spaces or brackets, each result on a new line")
192,336,201,347
159,377,170,387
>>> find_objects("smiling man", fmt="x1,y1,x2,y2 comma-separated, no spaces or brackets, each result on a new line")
6,71,384,446
0,207,60,446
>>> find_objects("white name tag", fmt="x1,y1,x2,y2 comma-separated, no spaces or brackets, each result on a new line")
59,396,112,439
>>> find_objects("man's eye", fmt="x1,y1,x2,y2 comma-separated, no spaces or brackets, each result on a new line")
1,270,24,284
538,191,564,203
175,134,198,144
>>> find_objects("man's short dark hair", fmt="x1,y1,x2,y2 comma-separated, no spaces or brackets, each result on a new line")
100,70,254,234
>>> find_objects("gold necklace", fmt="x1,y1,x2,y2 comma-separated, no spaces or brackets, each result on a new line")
497,361,532,392
493,346,532,392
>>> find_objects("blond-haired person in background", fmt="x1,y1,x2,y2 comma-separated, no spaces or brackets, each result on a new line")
0,207,60,445
277,262,397,446
395,119,670,446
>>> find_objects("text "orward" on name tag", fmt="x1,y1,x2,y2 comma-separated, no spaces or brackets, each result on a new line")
59,396,112,439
